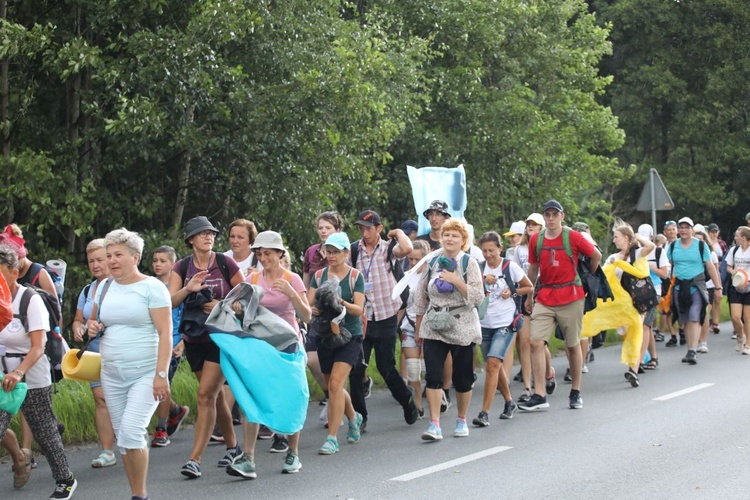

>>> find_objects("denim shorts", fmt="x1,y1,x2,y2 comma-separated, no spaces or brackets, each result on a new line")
480,326,516,361
400,328,419,349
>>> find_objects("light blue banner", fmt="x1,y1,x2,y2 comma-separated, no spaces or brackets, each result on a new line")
407,165,467,236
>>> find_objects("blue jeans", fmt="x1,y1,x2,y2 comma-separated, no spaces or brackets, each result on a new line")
480,326,516,361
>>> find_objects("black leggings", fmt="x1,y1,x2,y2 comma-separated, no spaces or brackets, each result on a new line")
0,385,71,481
423,339,475,393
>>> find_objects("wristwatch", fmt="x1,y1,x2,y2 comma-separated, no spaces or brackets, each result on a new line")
157,371,168,379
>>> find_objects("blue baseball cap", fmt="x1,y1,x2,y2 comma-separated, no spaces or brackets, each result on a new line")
324,232,350,250
401,220,419,235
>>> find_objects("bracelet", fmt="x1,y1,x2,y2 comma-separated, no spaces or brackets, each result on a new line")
12,369,24,377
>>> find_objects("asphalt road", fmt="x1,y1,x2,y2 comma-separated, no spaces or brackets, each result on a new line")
4,323,749,499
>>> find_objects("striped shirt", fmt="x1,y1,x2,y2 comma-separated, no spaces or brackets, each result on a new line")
355,238,401,320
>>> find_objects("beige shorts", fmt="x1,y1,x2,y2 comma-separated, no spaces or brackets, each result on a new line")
530,299,585,348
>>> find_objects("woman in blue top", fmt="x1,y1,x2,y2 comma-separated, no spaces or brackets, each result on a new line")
88,228,172,500
307,232,365,455
71,239,116,468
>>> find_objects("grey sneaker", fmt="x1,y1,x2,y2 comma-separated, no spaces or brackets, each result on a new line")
472,411,489,427
217,446,243,468
500,400,517,419
517,388,531,403
226,453,256,479
518,394,549,411
569,391,583,409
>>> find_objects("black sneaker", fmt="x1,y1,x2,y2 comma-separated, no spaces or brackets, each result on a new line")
403,397,419,425
319,396,328,406
50,474,77,499
624,369,640,388
257,425,274,440
563,368,572,383
518,394,549,411
217,445,243,467
569,390,583,409
209,426,224,444
682,350,697,365
181,460,201,479
679,331,686,345
501,400,518,419
270,435,289,454
472,411,490,427
360,418,367,434
665,336,678,347
513,368,523,382
440,389,452,413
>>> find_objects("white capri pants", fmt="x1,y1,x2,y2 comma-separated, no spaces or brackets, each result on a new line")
101,361,159,454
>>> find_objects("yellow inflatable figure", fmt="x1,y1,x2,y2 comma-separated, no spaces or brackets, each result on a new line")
582,258,650,367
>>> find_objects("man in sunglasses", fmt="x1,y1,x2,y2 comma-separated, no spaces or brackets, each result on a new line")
518,200,600,411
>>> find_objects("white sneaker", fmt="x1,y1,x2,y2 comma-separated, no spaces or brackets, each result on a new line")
696,343,708,353
582,364,589,373
736,337,745,352
318,402,328,423
742,345,750,356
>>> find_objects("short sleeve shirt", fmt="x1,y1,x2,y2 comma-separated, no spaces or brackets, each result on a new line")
246,271,306,337
311,268,365,335
726,246,750,271
416,234,441,251
480,259,525,329
0,286,51,389
303,244,327,276
98,277,171,368
667,238,710,281
529,230,595,306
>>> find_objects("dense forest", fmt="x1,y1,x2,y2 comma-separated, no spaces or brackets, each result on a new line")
1,0,747,326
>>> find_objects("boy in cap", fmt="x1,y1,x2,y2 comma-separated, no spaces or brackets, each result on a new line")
417,200,451,251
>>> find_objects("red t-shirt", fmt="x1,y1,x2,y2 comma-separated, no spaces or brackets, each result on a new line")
529,230,595,306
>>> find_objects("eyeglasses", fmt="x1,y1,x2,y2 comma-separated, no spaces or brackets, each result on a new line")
197,231,216,238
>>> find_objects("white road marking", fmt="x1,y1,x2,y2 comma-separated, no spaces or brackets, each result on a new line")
653,383,714,401
389,446,513,482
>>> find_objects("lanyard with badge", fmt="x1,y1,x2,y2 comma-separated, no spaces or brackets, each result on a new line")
362,249,375,320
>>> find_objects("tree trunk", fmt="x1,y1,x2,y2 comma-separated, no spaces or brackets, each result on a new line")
0,0,13,225
171,104,195,238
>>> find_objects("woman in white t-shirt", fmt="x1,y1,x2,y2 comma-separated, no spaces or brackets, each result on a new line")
693,226,720,354
87,229,172,500
0,245,77,498
607,220,654,387
726,226,750,354
473,232,532,428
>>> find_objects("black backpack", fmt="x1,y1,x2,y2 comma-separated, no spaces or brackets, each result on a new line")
620,248,658,313
15,286,65,381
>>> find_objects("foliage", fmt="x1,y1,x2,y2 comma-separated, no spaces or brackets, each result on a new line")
592,0,750,233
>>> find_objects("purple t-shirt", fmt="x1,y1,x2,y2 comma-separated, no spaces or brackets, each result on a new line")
303,244,327,275
173,253,240,342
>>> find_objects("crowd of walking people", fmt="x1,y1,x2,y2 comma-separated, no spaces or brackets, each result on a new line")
1,201,749,499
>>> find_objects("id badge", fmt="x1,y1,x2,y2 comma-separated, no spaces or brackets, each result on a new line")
364,282,374,293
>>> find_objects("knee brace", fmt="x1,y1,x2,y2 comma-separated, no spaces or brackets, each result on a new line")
406,358,421,383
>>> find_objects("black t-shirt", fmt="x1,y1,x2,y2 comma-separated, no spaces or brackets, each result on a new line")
416,234,441,251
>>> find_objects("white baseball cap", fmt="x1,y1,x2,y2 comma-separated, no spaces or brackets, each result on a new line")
637,224,654,239
677,217,694,227
504,221,526,236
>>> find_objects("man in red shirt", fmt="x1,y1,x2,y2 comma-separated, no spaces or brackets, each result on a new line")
519,200,601,411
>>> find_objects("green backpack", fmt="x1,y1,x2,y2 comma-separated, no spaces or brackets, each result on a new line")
534,227,582,288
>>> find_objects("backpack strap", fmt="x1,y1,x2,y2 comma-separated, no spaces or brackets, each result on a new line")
250,272,260,285
628,247,637,264
96,278,114,324
214,252,232,285
561,227,573,259
500,259,517,296
179,258,190,283
16,287,34,332
350,241,360,269
349,268,360,295
460,254,470,282
25,262,44,287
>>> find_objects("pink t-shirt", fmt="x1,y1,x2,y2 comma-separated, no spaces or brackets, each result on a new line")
246,270,306,335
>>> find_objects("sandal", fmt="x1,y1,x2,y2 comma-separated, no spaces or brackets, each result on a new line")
12,448,32,489
624,369,640,388
643,358,659,370
91,450,117,468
